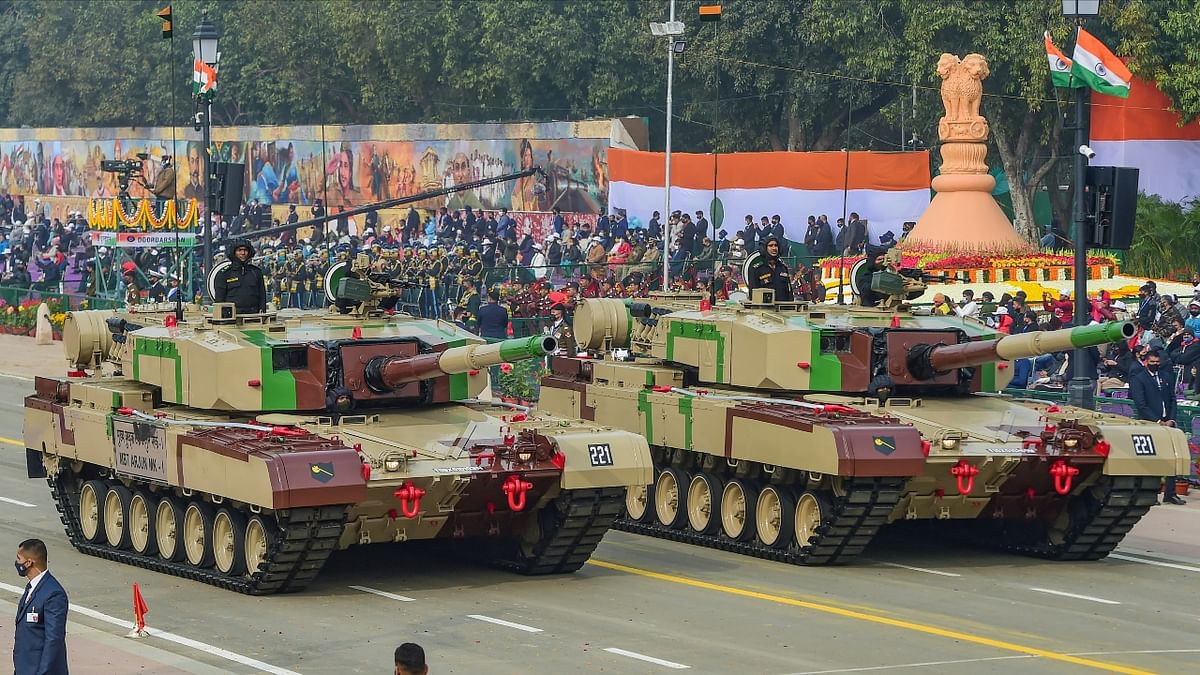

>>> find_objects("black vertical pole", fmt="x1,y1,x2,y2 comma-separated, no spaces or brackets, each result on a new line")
201,103,212,289
1068,24,1094,409
711,18,719,243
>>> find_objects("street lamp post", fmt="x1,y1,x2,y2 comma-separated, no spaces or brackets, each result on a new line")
192,12,220,287
650,5,684,289
1063,0,1100,410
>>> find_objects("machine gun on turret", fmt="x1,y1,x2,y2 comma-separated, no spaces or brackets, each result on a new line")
329,252,420,315
869,248,963,310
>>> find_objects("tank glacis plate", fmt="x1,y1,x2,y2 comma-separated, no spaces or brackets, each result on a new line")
538,295,1187,566
22,307,652,594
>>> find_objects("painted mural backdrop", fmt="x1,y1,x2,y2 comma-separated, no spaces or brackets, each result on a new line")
0,121,620,215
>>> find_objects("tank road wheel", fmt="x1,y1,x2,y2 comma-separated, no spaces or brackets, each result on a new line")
244,515,274,574
183,501,216,568
795,491,831,549
128,491,158,557
102,484,133,550
686,472,723,534
78,480,107,544
625,483,655,523
720,478,759,542
755,485,796,549
155,496,187,562
654,468,689,529
212,508,249,576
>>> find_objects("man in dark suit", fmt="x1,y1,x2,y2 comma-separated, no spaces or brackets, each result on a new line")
477,290,509,341
1128,349,1186,505
13,538,69,675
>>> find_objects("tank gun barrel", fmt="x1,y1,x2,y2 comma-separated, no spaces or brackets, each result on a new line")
915,321,1134,377
364,335,557,392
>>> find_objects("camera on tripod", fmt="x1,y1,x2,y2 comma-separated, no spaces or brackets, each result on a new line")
100,155,148,198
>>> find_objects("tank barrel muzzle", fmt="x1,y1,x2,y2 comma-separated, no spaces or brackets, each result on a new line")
365,335,557,391
918,321,1135,376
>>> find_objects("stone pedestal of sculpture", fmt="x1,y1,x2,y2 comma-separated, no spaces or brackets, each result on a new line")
906,53,1030,250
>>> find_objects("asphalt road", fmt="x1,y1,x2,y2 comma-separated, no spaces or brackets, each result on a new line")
1,373,1198,675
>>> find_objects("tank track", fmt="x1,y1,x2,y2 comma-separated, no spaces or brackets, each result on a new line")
615,477,905,565
50,470,348,595
999,475,1161,561
491,487,626,574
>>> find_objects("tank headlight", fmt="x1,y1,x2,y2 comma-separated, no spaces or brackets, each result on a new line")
517,451,533,463
941,438,958,449
384,458,402,472
1063,437,1079,448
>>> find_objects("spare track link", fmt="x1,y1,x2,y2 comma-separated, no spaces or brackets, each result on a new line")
495,487,626,575
1009,475,1161,561
615,477,904,565
50,471,348,595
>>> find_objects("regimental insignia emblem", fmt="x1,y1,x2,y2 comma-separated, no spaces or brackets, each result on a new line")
872,436,896,455
310,462,335,483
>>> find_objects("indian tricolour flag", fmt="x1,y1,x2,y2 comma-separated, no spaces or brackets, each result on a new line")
1044,31,1074,88
1071,28,1131,98
607,148,931,245
1092,74,1200,203
192,58,217,95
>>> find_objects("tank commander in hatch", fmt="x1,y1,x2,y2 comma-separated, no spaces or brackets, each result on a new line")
749,235,793,301
855,244,890,307
213,238,267,314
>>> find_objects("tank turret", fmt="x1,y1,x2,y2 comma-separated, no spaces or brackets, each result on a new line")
56,307,557,412
365,335,556,391
572,296,1134,396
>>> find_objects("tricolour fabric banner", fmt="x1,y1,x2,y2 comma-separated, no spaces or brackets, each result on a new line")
607,148,931,245
1092,75,1200,204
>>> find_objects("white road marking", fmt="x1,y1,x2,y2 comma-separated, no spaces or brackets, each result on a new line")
0,496,36,508
349,584,416,602
878,562,961,577
1028,587,1121,605
466,614,543,633
783,655,1034,674
603,647,691,670
0,582,302,675
1110,553,1200,574
0,372,33,382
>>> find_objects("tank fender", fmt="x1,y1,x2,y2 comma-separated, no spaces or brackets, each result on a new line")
550,431,653,490
272,445,369,509
1098,423,1190,477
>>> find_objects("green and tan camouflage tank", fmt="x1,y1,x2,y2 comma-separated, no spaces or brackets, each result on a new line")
22,299,651,594
537,289,1187,566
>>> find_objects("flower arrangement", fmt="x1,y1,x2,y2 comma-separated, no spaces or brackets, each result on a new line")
493,358,548,404
819,248,1119,272
0,298,69,336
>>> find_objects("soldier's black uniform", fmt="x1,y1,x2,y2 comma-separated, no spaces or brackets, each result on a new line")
748,248,793,301
214,238,267,314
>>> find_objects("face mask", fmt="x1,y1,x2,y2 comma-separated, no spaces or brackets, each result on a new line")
14,560,28,577
1146,364,1160,373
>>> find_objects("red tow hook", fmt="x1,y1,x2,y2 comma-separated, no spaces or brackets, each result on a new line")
394,480,426,518
502,475,534,511
1049,460,1079,495
950,460,979,494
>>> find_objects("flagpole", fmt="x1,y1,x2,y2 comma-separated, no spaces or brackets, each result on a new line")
1067,20,1094,410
